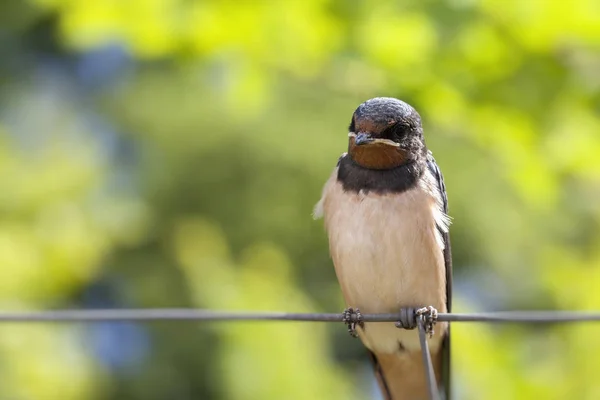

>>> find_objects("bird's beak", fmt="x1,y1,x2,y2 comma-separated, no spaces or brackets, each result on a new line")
354,133,374,146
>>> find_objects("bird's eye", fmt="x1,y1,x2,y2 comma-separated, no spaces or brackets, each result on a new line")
394,129,404,140
384,124,404,142
348,118,355,132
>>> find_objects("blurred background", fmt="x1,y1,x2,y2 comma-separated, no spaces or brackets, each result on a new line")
1,0,600,399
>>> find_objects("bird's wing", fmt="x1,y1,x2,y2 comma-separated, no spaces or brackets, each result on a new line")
427,151,452,400
368,351,393,400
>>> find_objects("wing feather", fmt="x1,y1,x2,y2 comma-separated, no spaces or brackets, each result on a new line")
427,151,452,400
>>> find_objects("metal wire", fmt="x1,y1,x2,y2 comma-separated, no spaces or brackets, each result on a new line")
1,308,599,400
417,316,441,400
438,311,600,323
0,308,598,323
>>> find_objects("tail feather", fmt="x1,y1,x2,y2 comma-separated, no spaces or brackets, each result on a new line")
442,329,451,400
369,347,445,400
368,351,393,400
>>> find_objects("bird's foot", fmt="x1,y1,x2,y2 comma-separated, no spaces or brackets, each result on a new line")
416,306,438,338
342,307,364,338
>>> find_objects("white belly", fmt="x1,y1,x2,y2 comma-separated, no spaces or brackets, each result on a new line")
316,173,448,354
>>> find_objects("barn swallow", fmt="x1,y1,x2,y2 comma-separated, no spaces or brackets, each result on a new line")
314,98,452,400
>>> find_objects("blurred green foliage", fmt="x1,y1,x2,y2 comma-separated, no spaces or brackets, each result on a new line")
0,0,600,399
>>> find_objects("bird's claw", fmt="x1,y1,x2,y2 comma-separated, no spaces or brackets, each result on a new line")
342,307,364,338
415,306,438,338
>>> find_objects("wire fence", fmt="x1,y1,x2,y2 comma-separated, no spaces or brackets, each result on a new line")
2,307,600,400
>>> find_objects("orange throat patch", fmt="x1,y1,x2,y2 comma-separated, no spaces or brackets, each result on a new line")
348,138,408,170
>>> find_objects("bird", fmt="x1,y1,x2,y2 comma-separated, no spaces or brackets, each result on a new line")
313,97,452,400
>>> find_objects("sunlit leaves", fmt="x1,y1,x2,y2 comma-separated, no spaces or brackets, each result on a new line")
173,219,359,400
481,0,600,52
0,326,99,400
0,92,152,398
357,10,437,75
454,22,520,81
6,0,600,399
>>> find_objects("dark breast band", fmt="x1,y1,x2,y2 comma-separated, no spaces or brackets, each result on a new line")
337,155,424,195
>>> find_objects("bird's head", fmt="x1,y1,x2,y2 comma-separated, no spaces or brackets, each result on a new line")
347,97,426,170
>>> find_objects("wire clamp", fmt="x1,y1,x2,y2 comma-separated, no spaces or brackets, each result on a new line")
394,307,418,330
342,307,364,338
416,306,438,338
